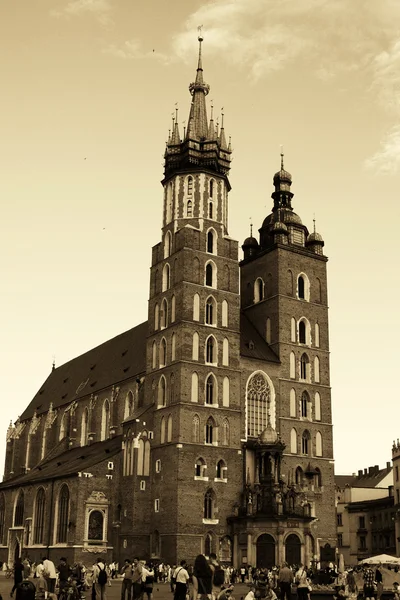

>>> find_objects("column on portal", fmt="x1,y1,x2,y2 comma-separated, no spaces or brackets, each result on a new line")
247,533,253,567
277,527,284,566
233,534,238,569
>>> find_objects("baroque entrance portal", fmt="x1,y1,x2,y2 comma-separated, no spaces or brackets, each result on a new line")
285,533,301,565
256,534,275,568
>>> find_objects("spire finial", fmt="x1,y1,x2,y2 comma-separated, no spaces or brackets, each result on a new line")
280,145,284,170
197,26,203,70
210,101,214,120
175,103,178,122
313,213,316,233
221,107,224,129
52,355,56,371
250,219,253,237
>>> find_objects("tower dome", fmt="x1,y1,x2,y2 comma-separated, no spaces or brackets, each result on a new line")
306,220,325,255
242,225,259,259
271,221,288,234
257,421,279,445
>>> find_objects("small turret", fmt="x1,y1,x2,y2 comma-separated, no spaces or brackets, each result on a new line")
306,218,324,255
242,224,259,259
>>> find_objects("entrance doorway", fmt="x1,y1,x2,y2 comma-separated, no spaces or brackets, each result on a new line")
256,534,276,568
285,534,301,565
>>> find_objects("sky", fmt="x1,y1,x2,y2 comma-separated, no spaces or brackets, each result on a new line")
1,0,400,477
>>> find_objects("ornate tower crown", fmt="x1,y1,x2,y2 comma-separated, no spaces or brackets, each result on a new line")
163,36,231,181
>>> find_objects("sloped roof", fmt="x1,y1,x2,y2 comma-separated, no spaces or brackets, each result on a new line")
21,322,148,421
335,467,392,489
0,435,122,489
240,312,280,363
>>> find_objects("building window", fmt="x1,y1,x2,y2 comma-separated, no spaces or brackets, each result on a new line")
207,230,216,254
158,377,166,407
222,300,228,327
14,490,24,527
290,352,296,379
160,338,167,367
160,417,166,444
359,516,365,529
124,391,134,419
154,303,159,330
222,377,229,407
162,264,170,292
315,323,320,347
171,334,176,362
205,418,215,444
222,418,230,445
337,513,343,526
191,372,199,403
359,536,366,550
56,484,69,543
315,467,322,488
396,466,399,482
300,354,310,381
101,399,110,441
222,338,229,366
88,510,104,542
315,392,321,421
33,488,46,545
314,356,320,383
290,429,297,454
290,389,296,417
193,294,200,321
316,431,323,456
137,438,151,476
195,457,207,478
206,374,216,405
216,460,227,480
187,176,193,196
192,415,200,442
81,408,89,447
205,297,216,325
209,179,214,198
204,489,215,519
59,412,66,441
254,278,264,303
208,201,213,219
154,499,160,513
246,371,274,437
295,466,303,485
205,262,216,287
155,459,161,473
299,321,306,344
297,273,310,301
167,415,172,442
301,392,309,418
164,231,172,258
160,298,168,329
206,336,216,364
338,533,343,547
0,494,4,544
301,430,311,455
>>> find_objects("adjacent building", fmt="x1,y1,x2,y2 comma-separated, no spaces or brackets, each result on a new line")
0,38,337,568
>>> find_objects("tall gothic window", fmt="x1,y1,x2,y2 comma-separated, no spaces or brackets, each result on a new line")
205,418,215,444
158,377,166,407
56,484,70,543
208,202,213,219
206,336,216,364
222,418,230,445
209,179,214,198
88,510,104,542
205,297,216,325
246,372,273,437
192,415,200,443
206,374,216,405
81,408,89,447
254,278,264,303
302,430,311,455
124,391,134,419
204,489,215,519
162,264,170,292
101,399,110,441
187,200,193,217
298,275,305,299
299,321,306,344
301,392,309,418
0,493,5,545
160,338,167,367
187,176,193,195
59,412,66,441
160,298,168,329
207,230,215,254
205,263,215,287
33,488,46,544
14,490,24,527
300,354,310,380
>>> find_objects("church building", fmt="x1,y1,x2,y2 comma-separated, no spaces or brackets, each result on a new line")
0,37,336,569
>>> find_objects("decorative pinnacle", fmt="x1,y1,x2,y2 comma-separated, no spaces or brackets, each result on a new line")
197,26,204,69
313,214,316,233
280,145,284,170
250,220,253,237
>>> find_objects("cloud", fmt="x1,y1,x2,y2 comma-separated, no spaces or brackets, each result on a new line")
364,125,400,174
50,0,113,26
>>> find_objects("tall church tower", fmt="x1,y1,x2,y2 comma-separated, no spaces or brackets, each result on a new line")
238,154,336,565
144,37,243,562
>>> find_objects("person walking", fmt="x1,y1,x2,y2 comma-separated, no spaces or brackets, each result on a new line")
11,557,24,597
93,557,108,600
173,560,190,600
192,555,213,600
42,557,57,595
294,564,309,600
278,563,294,600
120,559,134,600
132,557,144,600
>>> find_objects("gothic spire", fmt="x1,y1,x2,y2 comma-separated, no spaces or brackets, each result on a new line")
188,35,210,140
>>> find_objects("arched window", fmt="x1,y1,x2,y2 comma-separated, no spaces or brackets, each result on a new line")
297,273,310,301
160,298,168,329
205,296,216,325
171,333,176,362
216,459,227,480
204,489,216,519
254,278,264,303
160,338,167,367
144,440,151,476
164,231,172,258
223,377,230,407
290,352,296,379
207,229,216,254
315,467,322,488
187,176,193,196
171,295,176,322
266,318,271,344
101,399,110,441
0,493,5,545
315,323,320,347
299,321,306,344
167,415,172,442
222,338,229,366
205,262,216,287
316,431,323,456
137,439,144,475
247,372,275,437
206,374,216,405
158,376,166,407
191,372,199,403
205,418,215,444
295,466,303,485
162,263,170,292
315,392,321,421
124,431,131,476
302,430,311,455
160,417,166,444
209,179,214,198
208,201,213,219
300,353,310,381
124,391,134,419
14,490,24,527
56,484,69,543
195,457,207,477
170,373,175,403
88,509,104,542
287,269,294,295
301,392,309,418
154,303,159,330
290,428,297,454
222,418,230,445
314,356,320,383
192,415,200,443
222,300,228,327
166,183,173,225
206,336,217,364
193,294,200,321
291,317,296,342
187,199,193,217
81,408,89,447
59,412,66,441
192,332,199,361
290,389,296,417
152,341,157,369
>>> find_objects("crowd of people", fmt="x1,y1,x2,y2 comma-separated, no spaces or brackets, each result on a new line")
5,554,400,600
